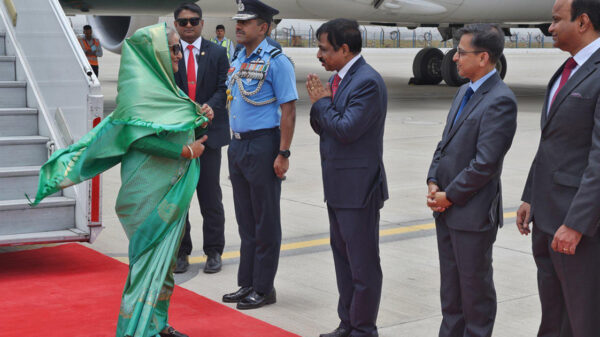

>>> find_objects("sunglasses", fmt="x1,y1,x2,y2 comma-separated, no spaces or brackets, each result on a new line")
169,44,182,55
176,17,201,27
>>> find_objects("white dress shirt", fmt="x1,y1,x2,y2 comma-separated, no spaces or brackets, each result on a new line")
547,37,600,114
336,54,362,82
180,37,202,74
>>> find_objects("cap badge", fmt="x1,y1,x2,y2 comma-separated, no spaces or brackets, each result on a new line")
237,0,245,11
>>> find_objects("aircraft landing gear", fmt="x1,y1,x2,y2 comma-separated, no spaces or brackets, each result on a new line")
410,47,508,86
441,48,468,87
409,47,443,85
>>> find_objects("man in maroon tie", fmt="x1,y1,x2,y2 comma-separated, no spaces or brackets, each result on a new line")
173,3,230,275
306,18,388,337
516,0,600,336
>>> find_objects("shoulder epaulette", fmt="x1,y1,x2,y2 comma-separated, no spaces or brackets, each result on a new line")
269,49,282,58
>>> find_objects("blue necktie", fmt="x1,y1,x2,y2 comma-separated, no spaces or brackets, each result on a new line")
453,87,474,127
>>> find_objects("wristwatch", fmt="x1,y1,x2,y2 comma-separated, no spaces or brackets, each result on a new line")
278,149,291,158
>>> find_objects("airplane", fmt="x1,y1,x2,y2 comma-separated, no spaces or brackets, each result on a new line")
59,0,555,86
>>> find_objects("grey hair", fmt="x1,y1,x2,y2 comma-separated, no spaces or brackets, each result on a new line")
166,26,179,41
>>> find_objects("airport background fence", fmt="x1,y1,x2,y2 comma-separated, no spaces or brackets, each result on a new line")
272,25,553,49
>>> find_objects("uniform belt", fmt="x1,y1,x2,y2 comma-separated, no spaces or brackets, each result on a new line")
232,127,278,140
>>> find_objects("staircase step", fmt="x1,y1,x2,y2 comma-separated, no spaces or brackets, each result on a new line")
0,56,15,80
0,166,61,201
0,136,49,167
0,108,38,136
0,197,76,235
0,228,88,246
0,81,26,108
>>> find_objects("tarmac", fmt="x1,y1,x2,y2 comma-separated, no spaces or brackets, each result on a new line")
89,47,570,336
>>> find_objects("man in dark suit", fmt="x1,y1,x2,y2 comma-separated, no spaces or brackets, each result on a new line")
427,23,517,337
306,18,388,337
516,1,600,336
172,3,229,274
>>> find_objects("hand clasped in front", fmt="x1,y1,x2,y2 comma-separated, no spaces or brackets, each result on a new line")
306,74,332,104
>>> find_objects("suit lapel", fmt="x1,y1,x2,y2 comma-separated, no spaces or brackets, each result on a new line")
543,49,600,131
177,40,188,94
442,74,500,149
541,63,563,127
443,85,468,139
194,39,210,100
333,57,365,105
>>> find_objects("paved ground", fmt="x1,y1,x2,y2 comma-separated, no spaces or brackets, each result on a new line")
87,47,569,336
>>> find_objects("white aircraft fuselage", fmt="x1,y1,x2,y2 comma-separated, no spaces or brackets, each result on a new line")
60,0,554,25
60,0,556,86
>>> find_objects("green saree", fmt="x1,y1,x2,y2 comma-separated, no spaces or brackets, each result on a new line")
31,23,208,337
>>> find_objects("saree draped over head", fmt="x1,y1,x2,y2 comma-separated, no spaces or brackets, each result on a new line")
31,23,209,337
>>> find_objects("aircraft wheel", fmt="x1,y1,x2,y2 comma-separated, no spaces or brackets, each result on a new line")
411,47,443,85
442,48,468,87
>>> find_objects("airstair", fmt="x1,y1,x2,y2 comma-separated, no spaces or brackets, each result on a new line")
0,0,103,245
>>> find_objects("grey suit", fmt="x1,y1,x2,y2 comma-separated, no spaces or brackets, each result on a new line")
522,48,600,337
428,73,517,337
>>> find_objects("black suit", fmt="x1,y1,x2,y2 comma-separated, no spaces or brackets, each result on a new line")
522,47,600,337
310,57,388,337
428,73,517,337
175,38,229,257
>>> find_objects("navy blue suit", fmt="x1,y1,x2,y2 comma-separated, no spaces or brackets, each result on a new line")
310,56,388,337
175,38,229,257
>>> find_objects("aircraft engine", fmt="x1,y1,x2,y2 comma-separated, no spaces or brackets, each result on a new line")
86,15,158,53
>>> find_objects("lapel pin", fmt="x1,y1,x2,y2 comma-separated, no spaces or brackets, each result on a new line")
201,51,205,56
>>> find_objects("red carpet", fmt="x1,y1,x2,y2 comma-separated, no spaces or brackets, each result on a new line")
0,243,299,337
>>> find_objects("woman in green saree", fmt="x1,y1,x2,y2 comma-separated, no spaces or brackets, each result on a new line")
31,23,210,337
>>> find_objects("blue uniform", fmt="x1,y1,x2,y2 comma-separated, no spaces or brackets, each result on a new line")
228,38,297,133
226,38,297,295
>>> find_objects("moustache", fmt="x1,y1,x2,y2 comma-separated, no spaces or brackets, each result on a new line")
236,30,245,34
318,57,325,63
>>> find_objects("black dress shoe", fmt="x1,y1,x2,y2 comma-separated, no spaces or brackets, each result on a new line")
319,327,351,337
222,286,253,303
236,289,276,310
174,255,189,274
159,326,188,337
203,253,222,274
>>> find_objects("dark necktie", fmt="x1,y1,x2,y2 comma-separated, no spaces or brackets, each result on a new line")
187,45,196,102
331,74,341,98
453,87,474,127
550,57,578,109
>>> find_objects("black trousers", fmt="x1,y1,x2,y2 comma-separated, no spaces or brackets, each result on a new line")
327,196,383,337
179,145,226,257
435,218,498,337
532,225,600,337
228,130,281,294
91,65,99,77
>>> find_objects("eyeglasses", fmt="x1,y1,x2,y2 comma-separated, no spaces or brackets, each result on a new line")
176,17,201,27
169,44,182,55
456,48,487,58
